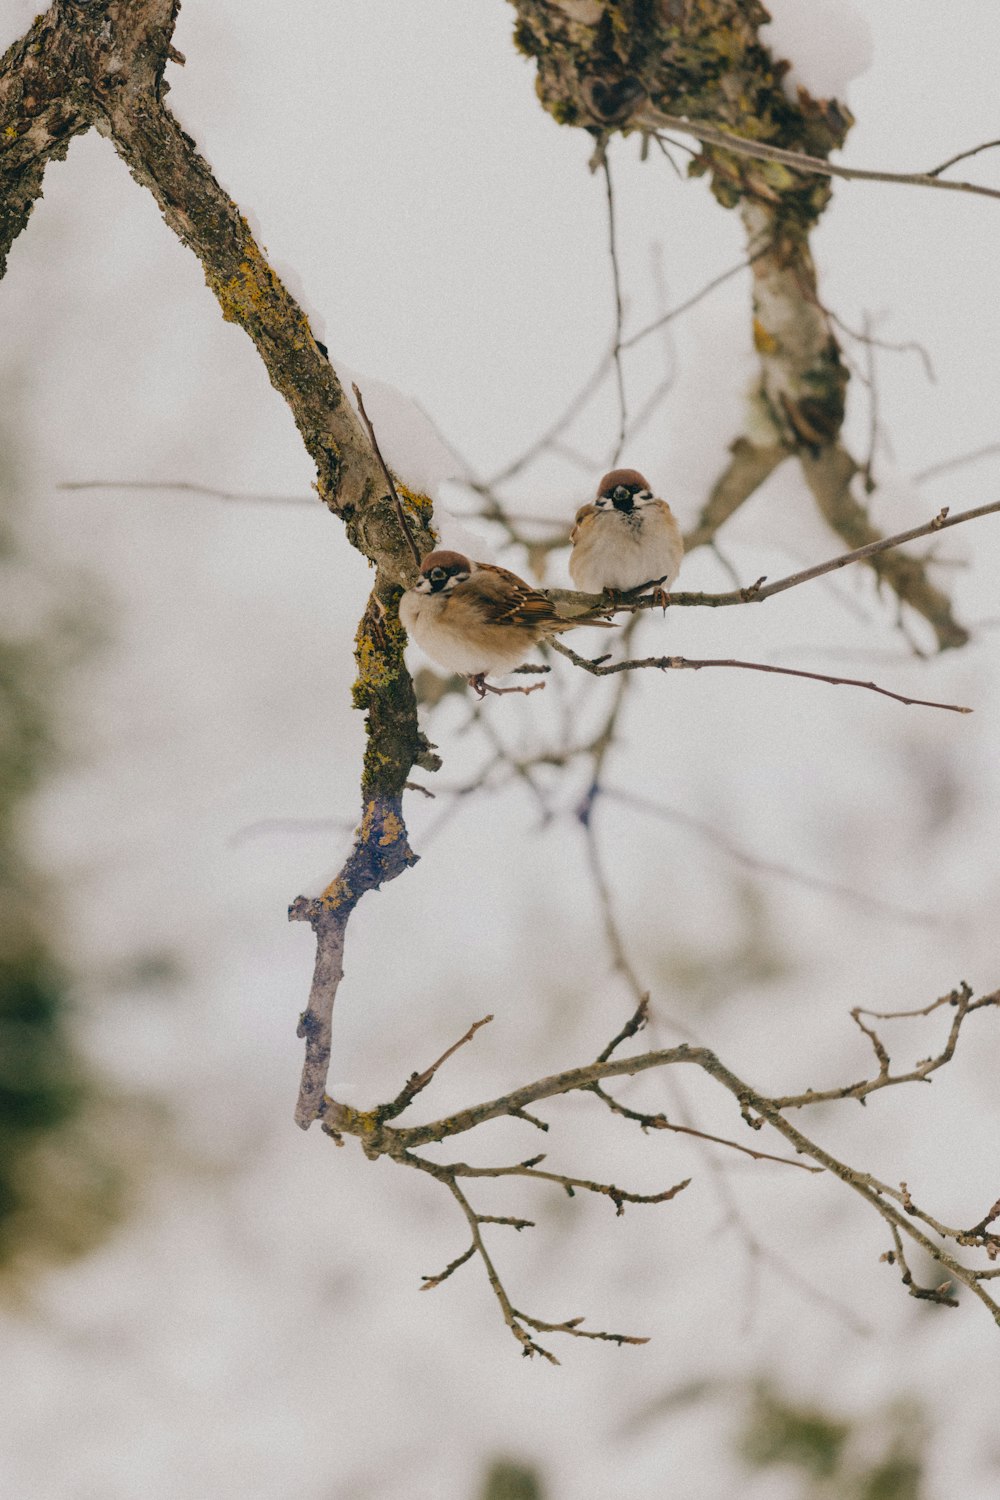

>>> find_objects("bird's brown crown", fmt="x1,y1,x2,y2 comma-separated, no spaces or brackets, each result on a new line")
596,468,650,497
419,550,472,573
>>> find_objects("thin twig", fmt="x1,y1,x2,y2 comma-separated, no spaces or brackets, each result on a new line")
58,479,313,504
485,350,614,488
927,137,1000,177
915,442,1000,484
597,995,651,1063
823,308,935,383
602,154,628,464
667,498,1000,605
320,982,1000,1337
378,1015,494,1123
588,1081,823,1173
622,247,768,351
772,984,1000,1109
551,640,972,715
547,498,1000,623
883,1224,959,1307
353,384,424,570
604,786,937,927
448,1158,692,1216
420,1241,476,1290
641,115,1000,204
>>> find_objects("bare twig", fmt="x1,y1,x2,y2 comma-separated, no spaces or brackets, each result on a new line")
772,984,1000,1109
318,982,1000,1339
550,640,972,715
58,479,313,505
601,154,628,464
553,498,1000,620
353,383,424,570
821,310,935,384
588,1081,823,1173
604,786,936,928
408,1155,653,1360
378,1014,494,1123
420,1241,476,1291
883,1224,959,1308
928,137,1000,178
915,442,1000,485
641,116,1000,204
597,995,651,1063
622,250,767,351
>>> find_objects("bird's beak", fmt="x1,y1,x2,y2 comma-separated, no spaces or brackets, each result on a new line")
612,490,633,512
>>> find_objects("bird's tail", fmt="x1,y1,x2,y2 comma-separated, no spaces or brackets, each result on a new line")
548,613,616,633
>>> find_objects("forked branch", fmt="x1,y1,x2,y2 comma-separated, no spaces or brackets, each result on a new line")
315,986,1000,1356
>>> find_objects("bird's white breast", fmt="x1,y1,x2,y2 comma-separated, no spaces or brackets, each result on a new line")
570,504,683,593
399,589,531,677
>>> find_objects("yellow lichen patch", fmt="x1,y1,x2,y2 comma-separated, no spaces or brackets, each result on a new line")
353,602,408,705
753,318,779,355
318,874,353,910
707,24,743,62
337,1103,379,1136
357,802,376,839
378,810,405,847
212,238,312,340
4,124,18,139
396,481,435,528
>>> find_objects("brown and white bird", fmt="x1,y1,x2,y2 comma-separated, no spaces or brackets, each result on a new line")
569,468,683,604
399,550,610,697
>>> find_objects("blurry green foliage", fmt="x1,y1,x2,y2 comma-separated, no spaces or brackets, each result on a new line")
478,1457,545,1500
0,424,125,1274
739,1382,926,1500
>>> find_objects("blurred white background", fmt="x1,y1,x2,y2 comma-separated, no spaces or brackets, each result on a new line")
3,2,1000,1496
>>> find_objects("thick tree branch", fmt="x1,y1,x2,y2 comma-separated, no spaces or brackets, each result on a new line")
0,1,444,1128
1,5,89,277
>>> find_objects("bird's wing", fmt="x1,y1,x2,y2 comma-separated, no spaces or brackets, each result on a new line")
464,563,565,631
650,499,684,551
570,504,597,547
465,563,614,633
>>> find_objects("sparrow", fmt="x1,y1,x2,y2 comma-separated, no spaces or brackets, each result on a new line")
569,468,683,607
399,550,611,697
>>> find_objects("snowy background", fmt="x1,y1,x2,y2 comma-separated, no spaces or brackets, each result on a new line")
3,1,1000,1496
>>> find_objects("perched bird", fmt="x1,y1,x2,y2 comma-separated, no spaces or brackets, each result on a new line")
569,468,683,606
399,550,610,697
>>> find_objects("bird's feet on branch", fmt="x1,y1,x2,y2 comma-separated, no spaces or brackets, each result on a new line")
604,577,671,615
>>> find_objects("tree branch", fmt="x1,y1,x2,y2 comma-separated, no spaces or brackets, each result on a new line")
643,116,1000,205
315,981,1000,1345
549,640,972,715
